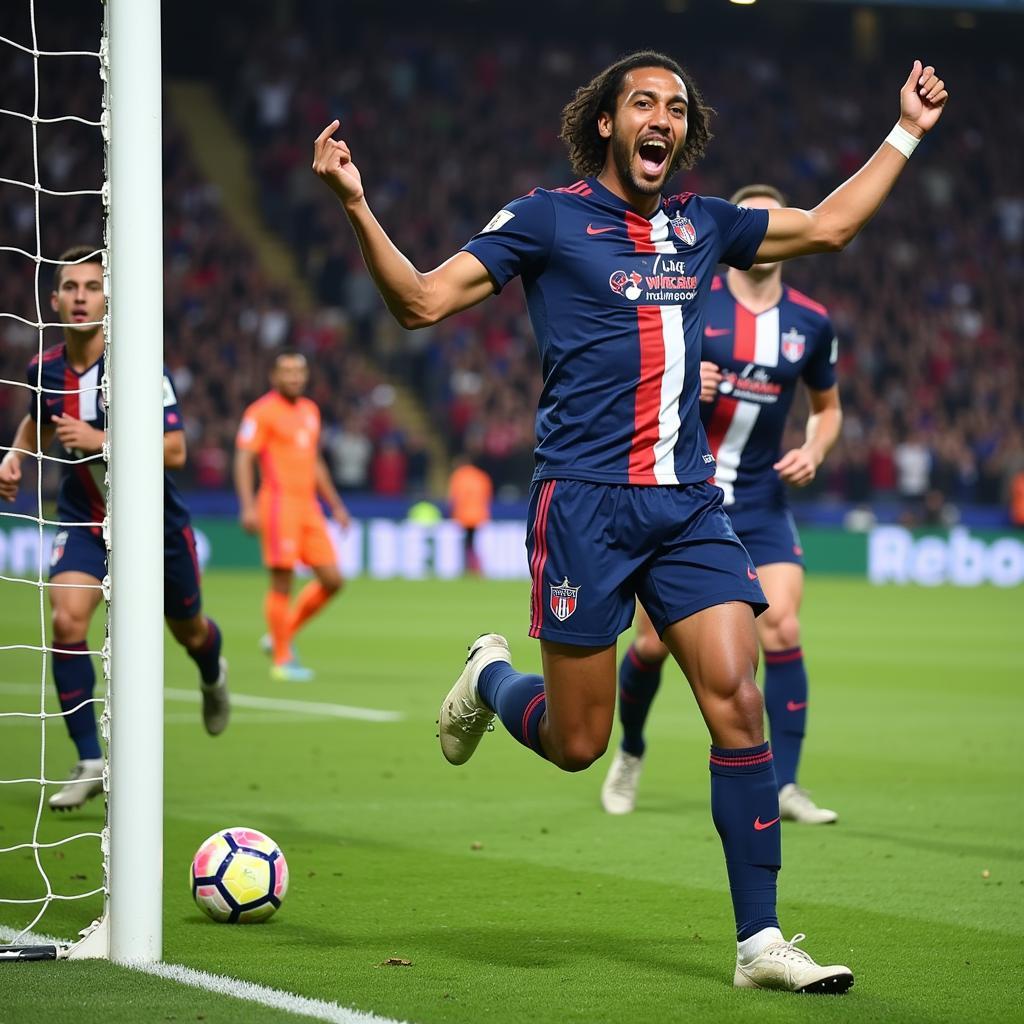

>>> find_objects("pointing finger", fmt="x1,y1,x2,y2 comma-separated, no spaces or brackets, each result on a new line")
314,120,340,147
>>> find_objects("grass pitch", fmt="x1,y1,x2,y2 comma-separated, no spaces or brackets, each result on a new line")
1,572,1021,1023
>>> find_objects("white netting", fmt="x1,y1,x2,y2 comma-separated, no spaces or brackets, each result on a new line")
0,0,109,952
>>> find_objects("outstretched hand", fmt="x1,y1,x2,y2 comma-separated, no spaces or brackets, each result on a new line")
899,60,948,137
312,120,365,207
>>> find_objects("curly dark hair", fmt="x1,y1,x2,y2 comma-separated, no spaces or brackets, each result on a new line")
559,51,713,179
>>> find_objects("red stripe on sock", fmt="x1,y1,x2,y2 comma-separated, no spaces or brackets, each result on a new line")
521,691,546,745
764,647,802,665
627,645,662,672
709,751,774,767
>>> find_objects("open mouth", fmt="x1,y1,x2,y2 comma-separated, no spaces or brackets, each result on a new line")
638,137,670,176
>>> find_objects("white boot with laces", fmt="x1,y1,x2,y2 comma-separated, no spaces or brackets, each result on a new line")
437,634,510,765
734,929,853,993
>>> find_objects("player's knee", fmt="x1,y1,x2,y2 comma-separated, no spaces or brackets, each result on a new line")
555,735,607,773
319,570,343,595
633,629,669,664
762,611,800,651
731,679,765,732
51,606,87,644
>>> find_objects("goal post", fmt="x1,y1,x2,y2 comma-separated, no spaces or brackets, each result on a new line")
0,0,165,965
106,0,165,964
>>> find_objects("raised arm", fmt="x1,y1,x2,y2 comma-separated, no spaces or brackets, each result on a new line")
312,120,495,329
754,61,948,263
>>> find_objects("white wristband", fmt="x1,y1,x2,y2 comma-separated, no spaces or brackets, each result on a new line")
885,122,920,159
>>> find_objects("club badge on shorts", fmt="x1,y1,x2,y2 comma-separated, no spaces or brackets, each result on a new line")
549,577,580,622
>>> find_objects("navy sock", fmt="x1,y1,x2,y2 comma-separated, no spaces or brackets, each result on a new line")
763,647,807,789
187,617,223,685
617,645,664,757
53,641,101,761
709,742,781,941
477,662,548,759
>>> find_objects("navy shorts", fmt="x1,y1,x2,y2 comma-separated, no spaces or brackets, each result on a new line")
728,503,804,569
526,479,767,647
49,523,203,620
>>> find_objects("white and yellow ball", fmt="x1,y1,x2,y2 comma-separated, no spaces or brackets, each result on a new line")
190,827,289,923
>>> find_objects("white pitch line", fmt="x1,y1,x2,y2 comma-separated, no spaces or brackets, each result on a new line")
164,688,403,723
0,682,401,723
0,926,410,1024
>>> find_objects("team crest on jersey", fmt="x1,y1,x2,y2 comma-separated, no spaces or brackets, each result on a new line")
549,577,580,622
609,270,643,301
781,328,806,363
50,530,68,568
670,214,697,246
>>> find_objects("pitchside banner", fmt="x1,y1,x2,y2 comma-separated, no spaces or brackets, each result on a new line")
0,520,1020,586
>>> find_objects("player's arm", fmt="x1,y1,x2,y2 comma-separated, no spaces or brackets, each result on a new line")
164,431,186,470
754,61,947,262
774,385,842,487
0,415,56,501
233,446,261,534
312,121,495,328
315,455,350,530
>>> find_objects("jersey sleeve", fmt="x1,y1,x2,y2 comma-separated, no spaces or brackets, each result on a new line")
162,368,184,433
802,318,839,392
461,190,555,292
703,197,770,270
236,402,266,452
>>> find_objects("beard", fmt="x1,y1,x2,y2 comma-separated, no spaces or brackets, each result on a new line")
610,132,666,196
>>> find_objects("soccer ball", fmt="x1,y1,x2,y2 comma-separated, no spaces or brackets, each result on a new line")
190,827,289,923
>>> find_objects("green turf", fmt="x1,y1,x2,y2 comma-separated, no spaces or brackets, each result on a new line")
1,572,1021,1023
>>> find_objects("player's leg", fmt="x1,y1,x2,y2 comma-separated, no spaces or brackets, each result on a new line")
756,561,836,824
440,634,617,770
601,601,667,813
645,484,851,992
439,479,636,770
163,525,229,735
47,528,106,810
286,508,342,641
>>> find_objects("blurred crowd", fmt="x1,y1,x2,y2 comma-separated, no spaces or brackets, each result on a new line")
2,5,1022,521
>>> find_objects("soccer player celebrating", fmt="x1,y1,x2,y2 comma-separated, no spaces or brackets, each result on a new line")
234,350,349,683
0,247,229,811
312,53,946,992
602,184,843,824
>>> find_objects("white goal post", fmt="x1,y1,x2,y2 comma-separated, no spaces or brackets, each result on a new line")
106,0,165,965
0,0,165,964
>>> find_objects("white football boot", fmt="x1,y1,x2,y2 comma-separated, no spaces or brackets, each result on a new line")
438,634,510,765
779,783,838,824
48,758,104,811
600,749,644,815
734,931,853,994
201,656,230,736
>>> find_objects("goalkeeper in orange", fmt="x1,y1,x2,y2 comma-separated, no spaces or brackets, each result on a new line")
234,350,350,682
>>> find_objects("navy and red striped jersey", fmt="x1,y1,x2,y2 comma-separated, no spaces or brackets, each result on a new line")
26,345,192,533
462,176,769,486
699,275,838,509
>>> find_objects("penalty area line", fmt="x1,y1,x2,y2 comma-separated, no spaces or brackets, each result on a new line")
0,926,411,1024
163,688,403,723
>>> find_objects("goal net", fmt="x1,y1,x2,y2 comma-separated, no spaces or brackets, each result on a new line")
0,0,164,964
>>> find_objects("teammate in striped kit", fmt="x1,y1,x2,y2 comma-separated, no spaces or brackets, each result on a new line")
603,184,844,826
313,51,947,992
0,247,229,811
